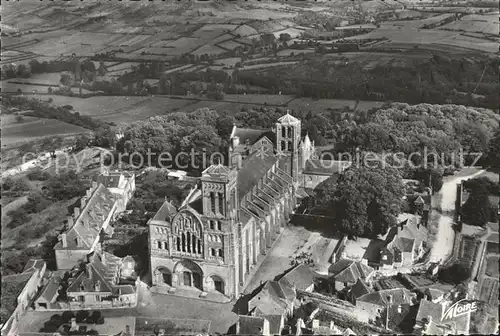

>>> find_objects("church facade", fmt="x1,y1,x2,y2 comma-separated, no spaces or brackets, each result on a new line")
148,113,316,299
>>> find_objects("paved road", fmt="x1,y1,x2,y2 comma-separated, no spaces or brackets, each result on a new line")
429,169,485,263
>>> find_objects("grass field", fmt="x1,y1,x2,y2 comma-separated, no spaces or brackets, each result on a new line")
440,14,499,35
1,115,91,147
39,94,385,124
191,44,227,56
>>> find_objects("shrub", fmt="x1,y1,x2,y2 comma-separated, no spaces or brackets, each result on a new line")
62,310,75,323
75,310,89,323
27,168,51,181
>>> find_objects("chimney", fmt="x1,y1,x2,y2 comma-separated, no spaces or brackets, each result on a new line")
74,207,81,218
231,136,240,149
86,264,92,279
312,319,320,329
235,320,240,335
236,154,242,170
60,233,68,248
386,295,393,330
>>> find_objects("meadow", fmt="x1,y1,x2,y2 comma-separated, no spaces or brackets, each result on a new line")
439,13,499,35
1,115,91,148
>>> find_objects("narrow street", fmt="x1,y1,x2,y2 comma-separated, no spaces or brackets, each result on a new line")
429,169,485,263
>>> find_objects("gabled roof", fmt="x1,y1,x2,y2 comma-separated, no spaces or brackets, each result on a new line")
277,112,300,125
36,276,61,303
264,314,283,335
54,184,116,250
329,259,374,283
237,150,278,201
414,196,425,205
414,299,470,334
357,288,413,307
249,281,295,316
278,264,316,292
202,164,231,176
349,278,372,299
238,315,268,335
425,288,444,300
151,200,177,222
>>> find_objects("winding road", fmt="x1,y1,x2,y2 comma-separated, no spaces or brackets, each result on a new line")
429,169,485,264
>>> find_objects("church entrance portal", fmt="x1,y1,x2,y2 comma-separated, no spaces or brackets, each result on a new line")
212,275,225,294
156,267,172,286
174,259,204,291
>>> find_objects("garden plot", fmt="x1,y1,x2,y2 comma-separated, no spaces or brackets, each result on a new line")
232,24,259,37
217,40,244,50
191,44,227,56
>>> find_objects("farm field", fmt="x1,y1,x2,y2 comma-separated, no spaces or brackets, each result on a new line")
347,25,497,53
1,115,91,147
36,94,387,124
240,61,298,70
1,80,94,95
439,14,499,35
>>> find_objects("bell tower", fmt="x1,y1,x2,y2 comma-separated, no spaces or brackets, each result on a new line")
276,111,301,182
201,164,238,221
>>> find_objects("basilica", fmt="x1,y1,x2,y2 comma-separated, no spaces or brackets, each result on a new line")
147,112,341,299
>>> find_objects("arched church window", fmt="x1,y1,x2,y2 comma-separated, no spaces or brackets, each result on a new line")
287,126,292,138
218,249,224,258
187,232,191,252
217,221,222,231
281,141,286,151
281,127,286,138
198,240,202,254
163,241,168,250
182,233,186,252
176,237,181,251
192,235,197,253
210,192,216,213
218,193,224,215
157,241,162,249
211,248,216,257
288,141,292,151
209,221,215,230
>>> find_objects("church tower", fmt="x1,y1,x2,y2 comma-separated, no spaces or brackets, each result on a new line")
275,111,301,183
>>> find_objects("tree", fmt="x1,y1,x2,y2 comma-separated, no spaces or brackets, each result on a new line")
487,126,500,168
279,33,292,42
60,72,73,86
438,263,470,284
461,191,497,226
45,171,86,201
315,164,406,237
74,135,91,151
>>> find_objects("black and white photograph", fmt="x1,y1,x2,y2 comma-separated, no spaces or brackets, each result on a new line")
1,0,499,335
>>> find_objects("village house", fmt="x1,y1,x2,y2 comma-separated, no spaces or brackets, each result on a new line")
95,169,136,213
1,260,47,336
236,315,271,336
379,215,428,268
64,251,137,309
328,259,375,292
413,299,470,335
248,281,296,317
354,287,416,325
54,182,118,270
278,264,316,292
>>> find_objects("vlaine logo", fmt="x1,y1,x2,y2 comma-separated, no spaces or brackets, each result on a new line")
441,299,478,322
